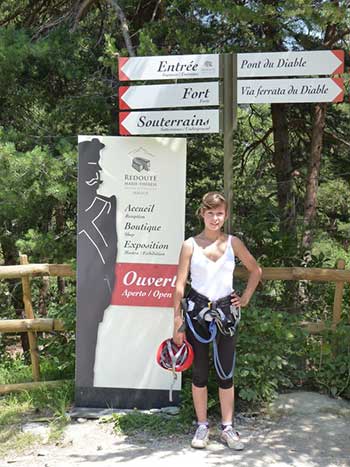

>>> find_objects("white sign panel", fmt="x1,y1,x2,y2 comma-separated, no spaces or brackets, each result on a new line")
119,109,221,135
237,50,344,77
119,54,220,81
77,136,186,401
119,82,220,110
238,77,344,104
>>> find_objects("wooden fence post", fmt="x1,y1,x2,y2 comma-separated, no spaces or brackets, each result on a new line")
19,254,40,381
332,258,346,329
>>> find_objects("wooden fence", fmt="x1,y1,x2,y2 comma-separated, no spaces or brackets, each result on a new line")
0,256,349,395
0,255,74,395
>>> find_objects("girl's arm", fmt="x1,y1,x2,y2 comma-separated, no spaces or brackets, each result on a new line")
232,236,262,307
172,239,193,345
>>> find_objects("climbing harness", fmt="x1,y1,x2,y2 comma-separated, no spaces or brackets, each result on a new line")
156,338,194,401
182,288,241,381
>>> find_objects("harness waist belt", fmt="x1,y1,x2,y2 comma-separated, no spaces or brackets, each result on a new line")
187,288,232,312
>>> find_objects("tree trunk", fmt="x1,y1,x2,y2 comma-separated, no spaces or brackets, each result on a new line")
270,103,298,311
261,6,297,261
271,103,297,256
302,103,327,251
301,18,338,254
38,276,50,316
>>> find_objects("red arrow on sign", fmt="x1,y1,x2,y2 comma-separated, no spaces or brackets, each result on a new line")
331,77,344,102
118,86,131,110
118,57,129,81
119,111,131,135
331,50,344,75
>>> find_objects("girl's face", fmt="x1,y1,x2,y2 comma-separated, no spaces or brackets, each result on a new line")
201,203,227,231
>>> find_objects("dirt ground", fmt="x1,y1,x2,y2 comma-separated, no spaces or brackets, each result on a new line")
2,391,350,467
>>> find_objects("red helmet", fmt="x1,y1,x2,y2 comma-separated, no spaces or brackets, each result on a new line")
156,338,194,372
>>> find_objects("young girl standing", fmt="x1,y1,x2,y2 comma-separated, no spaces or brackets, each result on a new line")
173,192,262,450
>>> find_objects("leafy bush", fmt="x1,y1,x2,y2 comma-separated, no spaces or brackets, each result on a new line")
234,307,306,404
37,281,76,379
304,321,350,399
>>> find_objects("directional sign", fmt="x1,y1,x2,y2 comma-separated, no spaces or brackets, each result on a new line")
119,54,220,81
237,50,344,78
119,109,221,135
119,82,220,110
238,77,344,104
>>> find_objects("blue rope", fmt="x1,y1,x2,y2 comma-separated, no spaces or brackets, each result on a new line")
213,339,236,380
185,313,236,380
185,312,216,343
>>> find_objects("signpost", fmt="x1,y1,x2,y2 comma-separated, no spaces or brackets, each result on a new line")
237,50,344,77
119,82,220,109
119,109,221,135
117,49,345,235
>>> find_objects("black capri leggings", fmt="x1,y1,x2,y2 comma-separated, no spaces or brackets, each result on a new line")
186,319,238,390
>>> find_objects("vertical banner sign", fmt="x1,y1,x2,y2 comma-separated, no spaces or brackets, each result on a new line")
76,136,186,409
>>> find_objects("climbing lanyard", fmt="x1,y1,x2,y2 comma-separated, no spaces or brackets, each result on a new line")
182,290,240,380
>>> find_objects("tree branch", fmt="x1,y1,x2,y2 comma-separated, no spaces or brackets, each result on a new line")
324,27,350,47
240,127,273,176
32,10,72,40
108,0,135,56
0,5,28,26
71,0,97,32
151,0,162,21
324,130,350,148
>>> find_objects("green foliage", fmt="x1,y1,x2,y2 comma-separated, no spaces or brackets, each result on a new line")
137,31,160,56
0,378,73,422
0,131,77,263
235,307,306,404
0,357,33,385
304,321,350,399
0,381,73,457
112,410,192,436
0,347,74,384
36,279,76,378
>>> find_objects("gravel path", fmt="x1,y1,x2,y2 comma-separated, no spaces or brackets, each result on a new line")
2,391,350,467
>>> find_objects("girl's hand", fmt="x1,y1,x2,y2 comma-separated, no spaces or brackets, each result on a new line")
231,292,249,308
173,315,185,346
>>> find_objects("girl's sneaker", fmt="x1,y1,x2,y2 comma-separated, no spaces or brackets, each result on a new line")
220,426,244,450
191,424,209,449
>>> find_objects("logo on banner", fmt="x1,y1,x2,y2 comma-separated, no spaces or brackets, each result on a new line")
124,147,158,189
132,156,151,172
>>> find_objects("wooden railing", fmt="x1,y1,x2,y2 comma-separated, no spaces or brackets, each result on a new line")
234,258,349,331
0,255,74,395
0,256,349,394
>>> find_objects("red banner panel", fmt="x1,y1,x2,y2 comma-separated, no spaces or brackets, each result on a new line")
111,263,177,307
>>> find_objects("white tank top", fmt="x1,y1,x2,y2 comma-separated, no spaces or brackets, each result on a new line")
190,235,235,301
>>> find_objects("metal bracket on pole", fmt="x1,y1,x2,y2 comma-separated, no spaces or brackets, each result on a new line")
223,53,237,234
